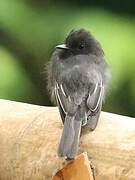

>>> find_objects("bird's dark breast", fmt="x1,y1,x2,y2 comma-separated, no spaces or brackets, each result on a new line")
63,70,88,92
58,59,93,97
54,53,105,95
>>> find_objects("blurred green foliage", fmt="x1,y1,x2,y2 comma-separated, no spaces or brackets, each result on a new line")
0,0,134,117
0,47,42,103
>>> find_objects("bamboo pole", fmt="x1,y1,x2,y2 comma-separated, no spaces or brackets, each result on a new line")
0,99,135,180
52,153,94,180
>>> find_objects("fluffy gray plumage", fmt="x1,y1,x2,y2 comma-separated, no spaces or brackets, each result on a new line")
46,29,110,159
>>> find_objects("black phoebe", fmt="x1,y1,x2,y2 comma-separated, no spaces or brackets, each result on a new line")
47,29,110,159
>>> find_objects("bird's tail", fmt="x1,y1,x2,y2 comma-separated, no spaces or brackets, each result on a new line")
58,114,82,159
58,103,87,159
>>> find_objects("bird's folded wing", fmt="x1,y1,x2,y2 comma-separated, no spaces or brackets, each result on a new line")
86,80,104,130
55,82,78,124
87,81,104,113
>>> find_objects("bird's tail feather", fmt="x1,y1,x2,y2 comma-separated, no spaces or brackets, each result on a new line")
58,115,82,159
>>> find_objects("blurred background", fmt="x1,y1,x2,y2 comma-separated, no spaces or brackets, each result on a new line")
0,0,134,117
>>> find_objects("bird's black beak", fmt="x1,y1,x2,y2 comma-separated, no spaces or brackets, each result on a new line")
56,44,69,50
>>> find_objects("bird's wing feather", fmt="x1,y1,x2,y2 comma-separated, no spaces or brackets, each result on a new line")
55,84,66,124
87,80,104,130
87,81,104,112
55,82,78,124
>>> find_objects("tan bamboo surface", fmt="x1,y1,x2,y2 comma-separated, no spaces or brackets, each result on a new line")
0,99,135,180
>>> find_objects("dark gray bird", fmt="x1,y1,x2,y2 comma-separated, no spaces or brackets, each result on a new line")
46,29,110,159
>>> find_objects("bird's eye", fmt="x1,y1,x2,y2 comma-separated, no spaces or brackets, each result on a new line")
79,43,85,49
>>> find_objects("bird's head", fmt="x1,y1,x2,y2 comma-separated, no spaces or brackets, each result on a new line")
56,29,104,57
